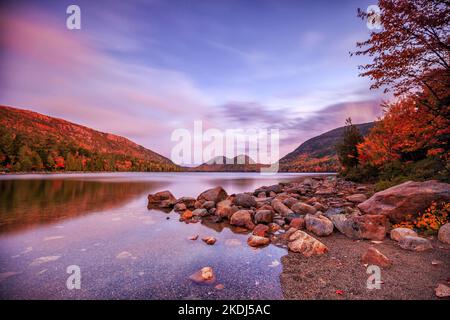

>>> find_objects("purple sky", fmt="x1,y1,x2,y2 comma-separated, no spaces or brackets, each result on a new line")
0,0,385,162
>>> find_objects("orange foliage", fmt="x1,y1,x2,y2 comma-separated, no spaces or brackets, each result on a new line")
357,97,449,166
393,202,449,234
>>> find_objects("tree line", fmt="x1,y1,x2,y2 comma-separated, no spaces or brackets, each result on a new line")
0,129,180,172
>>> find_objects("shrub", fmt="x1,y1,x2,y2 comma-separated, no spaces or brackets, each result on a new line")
392,202,449,235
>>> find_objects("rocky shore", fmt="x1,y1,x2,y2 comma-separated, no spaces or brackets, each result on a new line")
147,176,450,299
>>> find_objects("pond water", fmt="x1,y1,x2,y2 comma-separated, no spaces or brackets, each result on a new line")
0,172,330,299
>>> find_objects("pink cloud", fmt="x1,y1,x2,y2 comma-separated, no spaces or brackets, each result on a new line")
0,7,213,157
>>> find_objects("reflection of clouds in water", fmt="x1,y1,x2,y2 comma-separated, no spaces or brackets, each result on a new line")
43,236,64,241
29,255,61,266
225,239,242,246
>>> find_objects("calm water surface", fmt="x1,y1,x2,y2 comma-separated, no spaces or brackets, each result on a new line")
0,172,329,299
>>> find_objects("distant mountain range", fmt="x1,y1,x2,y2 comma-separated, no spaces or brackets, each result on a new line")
189,155,266,172
0,105,375,173
0,105,179,172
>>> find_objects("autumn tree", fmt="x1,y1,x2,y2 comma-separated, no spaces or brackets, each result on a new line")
358,97,448,167
352,0,450,118
336,118,364,172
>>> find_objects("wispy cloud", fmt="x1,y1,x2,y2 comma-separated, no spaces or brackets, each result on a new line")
206,40,266,64
218,98,383,156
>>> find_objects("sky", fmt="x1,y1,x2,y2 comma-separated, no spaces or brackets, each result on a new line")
0,0,386,163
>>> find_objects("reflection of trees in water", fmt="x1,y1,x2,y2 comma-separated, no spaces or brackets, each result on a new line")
0,179,166,234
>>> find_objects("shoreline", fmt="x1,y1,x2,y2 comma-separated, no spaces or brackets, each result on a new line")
147,176,450,299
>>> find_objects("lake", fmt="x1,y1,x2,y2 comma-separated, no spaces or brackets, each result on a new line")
0,172,330,299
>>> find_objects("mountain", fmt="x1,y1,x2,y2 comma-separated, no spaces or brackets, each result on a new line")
0,105,179,172
279,122,375,172
190,155,267,172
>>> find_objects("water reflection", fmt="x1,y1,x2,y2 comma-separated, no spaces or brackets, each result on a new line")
0,172,326,299
0,179,164,234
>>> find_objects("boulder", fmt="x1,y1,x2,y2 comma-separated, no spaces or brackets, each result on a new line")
315,187,334,195
147,190,176,208
189,267,216,284
233,193,257,208
197,186,228,203
346,194,367,203
390,228,418,242
254,210,273,224
323,207,344,219
268,223,281,233
313,202,328,212
271,199,293,216
287,230,328,257
202,201,216,210
289,217,305,229
358,180,450,223
252,224,269,237
176,197,196,209
399,236,433,251
216,200,234,219
331,214,387,240
192,208,209,217
291,202,317,215
438,223,450,244
230,210,255,229
247,235,270,247
283,197,299,209
173,202,186,212
257,192,266,198
361,247,391,268
254,184,283,196
305,214,333,236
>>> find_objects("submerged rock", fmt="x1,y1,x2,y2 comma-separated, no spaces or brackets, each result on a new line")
202,236,217,245
189,267,216,284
